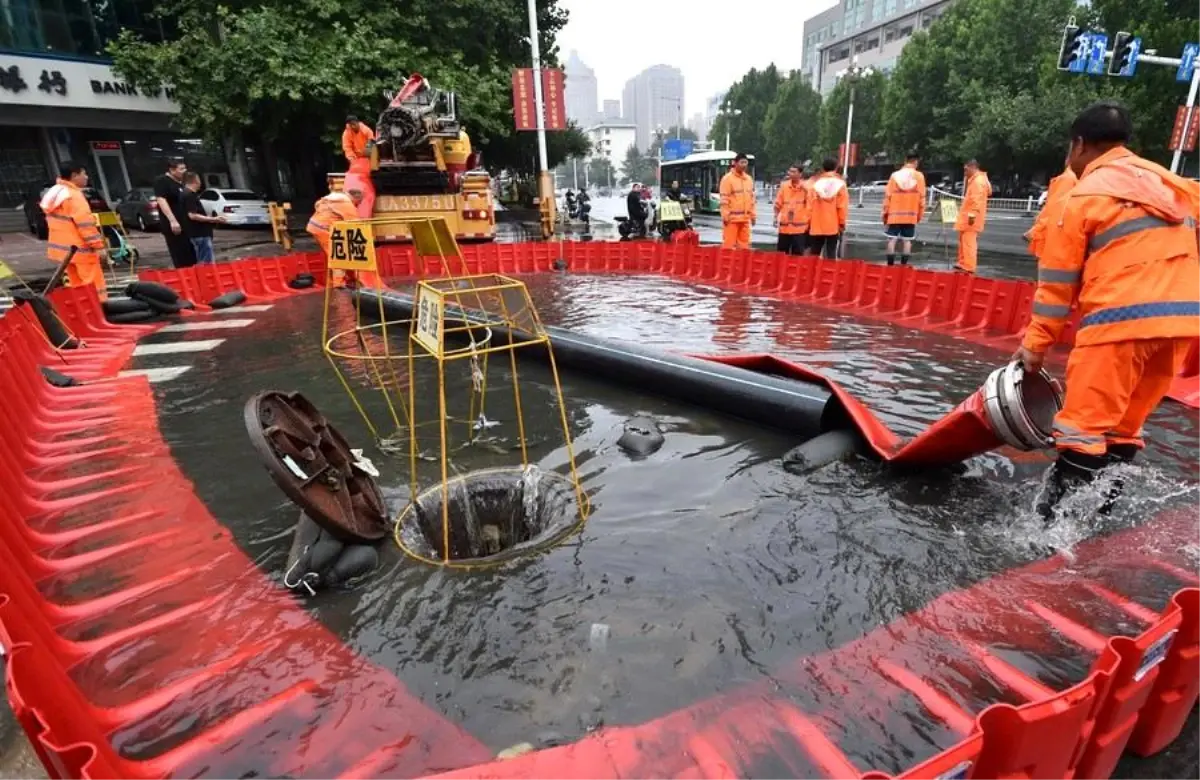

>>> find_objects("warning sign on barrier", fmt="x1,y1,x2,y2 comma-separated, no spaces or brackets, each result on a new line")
413,283,444,356
939,198,959,225
328,221,378,272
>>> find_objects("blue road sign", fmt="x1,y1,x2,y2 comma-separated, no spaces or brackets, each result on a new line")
662,139,694,162
1178,42,1199,83
1085,33,1108,75
1116,37,1141,77
1067,31,1091,73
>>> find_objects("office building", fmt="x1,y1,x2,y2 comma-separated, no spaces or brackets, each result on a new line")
601,99,622,121
564,51,599,128
621,65,684,151
686,112,706,142
0,1,259,220
802,0,955,96
583,122,637,166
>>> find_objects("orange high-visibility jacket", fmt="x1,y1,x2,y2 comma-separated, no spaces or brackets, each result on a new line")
719,170,757,224
774,180,810,235
1022,147,1200,353
307,192,360,239
883,164,926,225
808,172,848,236
342,122,375,162
1026,168,1077,258
954,171,991,232
40,179,105,266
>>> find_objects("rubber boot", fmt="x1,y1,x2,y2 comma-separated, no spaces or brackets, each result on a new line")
886,254,895,266
1037,449,1108,522
1100,442,1140,512
900,254,910,265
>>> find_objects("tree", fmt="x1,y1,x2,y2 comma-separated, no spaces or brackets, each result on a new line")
816,69,888,171
619,145,657,185
647,126,699,159
588,156,617,188
763,72,822,175
708,65,783,173
108,0,572,193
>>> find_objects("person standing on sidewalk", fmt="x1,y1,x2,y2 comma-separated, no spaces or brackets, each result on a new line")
806,158,848,259
882,152,926,266
154,159,196,268
1024,160,1077,260
719,153,756,249
40,160,108,299
954,159,991,273
773,164,809,255
181,173,226,264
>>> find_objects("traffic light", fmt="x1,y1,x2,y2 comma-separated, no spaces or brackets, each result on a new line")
1057,24,1086,71
1108,31,1141,77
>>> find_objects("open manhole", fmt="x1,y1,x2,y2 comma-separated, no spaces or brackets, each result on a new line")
395,466,586,567
245,390,389,544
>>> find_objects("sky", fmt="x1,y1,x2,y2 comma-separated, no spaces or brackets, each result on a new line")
556,0,838,116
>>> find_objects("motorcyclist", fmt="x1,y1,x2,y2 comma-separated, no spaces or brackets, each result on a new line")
665,180,684,202
564,188,577,218
626,184,647,236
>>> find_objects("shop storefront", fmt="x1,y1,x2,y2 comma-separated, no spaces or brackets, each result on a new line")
0,52,260,210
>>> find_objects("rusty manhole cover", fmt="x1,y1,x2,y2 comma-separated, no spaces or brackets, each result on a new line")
244,390,388,543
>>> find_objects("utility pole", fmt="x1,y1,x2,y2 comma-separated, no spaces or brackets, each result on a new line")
837,57,873,181
526,0,554,236
1172,66,1199,173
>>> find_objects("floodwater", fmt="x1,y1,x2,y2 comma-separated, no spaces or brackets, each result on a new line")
138,276,1198,777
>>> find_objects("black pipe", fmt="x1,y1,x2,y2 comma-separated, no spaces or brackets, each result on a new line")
353,289,841,440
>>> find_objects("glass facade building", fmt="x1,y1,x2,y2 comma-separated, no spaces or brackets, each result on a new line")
0,0,173,59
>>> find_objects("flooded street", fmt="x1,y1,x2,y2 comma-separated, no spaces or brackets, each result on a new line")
125,272,1200,776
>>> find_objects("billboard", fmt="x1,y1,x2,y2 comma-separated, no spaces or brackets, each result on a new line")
511,68,536,131
541,68,567,130
512,68,569,131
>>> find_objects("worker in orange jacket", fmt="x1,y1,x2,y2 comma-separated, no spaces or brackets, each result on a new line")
773,163,809,255
954,159,991,273
342,115,377,219
882,152,926,266
308,188,383,289
806,158,848,259
1013,101,1200,517
719,153,757,249
40,160,108,300
1023,164,1077,259
342,115,375,164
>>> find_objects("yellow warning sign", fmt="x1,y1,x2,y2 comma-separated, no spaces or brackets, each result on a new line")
939,198,959,225
328,221,378,272
412,282,444,357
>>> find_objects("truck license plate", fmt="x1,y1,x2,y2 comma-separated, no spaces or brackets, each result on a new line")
384,195,455,211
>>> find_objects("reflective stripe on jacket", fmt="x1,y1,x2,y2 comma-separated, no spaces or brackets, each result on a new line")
1026,168,1077,258
774,181,809,234
40,180,104,265
883,165,926,226
719,170,756,224
342,122,375,162
1022,147,1200,352
307,193,359,238
808,173,848,236
954,171,991,232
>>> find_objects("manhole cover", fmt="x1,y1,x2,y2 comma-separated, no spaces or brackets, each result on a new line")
244,390,388,543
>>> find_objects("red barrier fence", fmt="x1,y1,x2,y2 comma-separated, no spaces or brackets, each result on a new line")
0,252,1195,780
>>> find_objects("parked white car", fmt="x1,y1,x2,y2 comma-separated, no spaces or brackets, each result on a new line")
198,189,271,226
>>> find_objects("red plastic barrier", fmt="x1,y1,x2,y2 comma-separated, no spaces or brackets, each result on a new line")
1128,588,1200,757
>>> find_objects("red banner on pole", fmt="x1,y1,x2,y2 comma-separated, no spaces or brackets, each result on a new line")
512,68,536,131
1169,105,1199,152
541,68,567,131
837,142,860,167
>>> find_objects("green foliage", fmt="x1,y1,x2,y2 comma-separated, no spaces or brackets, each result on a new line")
648,126,699,159
588,156,617,187
708,65,783,173
816,69,887,166
762,73,822,175
107,0,570,174
619,145,657,185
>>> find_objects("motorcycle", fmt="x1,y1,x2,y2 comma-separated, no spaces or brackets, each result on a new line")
656,198,693,241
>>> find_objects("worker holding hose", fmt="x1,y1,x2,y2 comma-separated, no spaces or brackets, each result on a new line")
1014,101,1200,517
342,115,376,219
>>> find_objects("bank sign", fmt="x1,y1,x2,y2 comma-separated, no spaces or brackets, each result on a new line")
0,54,179,114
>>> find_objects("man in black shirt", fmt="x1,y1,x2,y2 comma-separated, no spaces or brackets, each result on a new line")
625,184,647,236
154,159,195,268
181,172,225,264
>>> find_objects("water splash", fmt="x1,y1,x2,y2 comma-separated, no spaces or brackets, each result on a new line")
521,464,542,522
1002,464,1199,559
450,464,484,556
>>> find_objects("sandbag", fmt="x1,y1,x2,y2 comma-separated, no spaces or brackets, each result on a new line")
40,366,80,387
125,281,180,304
106,309,161,324
103,297,153,316
781,429,863,475
284,512,379,593
326,545,379,585
141,297,188,315
617,416,664,457
288,275,315,290
11,290,78,349
209,290,247,309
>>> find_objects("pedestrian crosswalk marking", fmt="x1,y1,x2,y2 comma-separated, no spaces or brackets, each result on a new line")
119,366,194,383
158,319,255,332
212,304,275,313
132,339,225,356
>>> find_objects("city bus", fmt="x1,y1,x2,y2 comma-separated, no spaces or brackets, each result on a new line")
659,150,755,214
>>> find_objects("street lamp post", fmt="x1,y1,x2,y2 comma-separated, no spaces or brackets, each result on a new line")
525,0,554,236
835,57,874,181
718,107,742,151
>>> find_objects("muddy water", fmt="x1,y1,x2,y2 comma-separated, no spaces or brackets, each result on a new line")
142,278,1197,777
